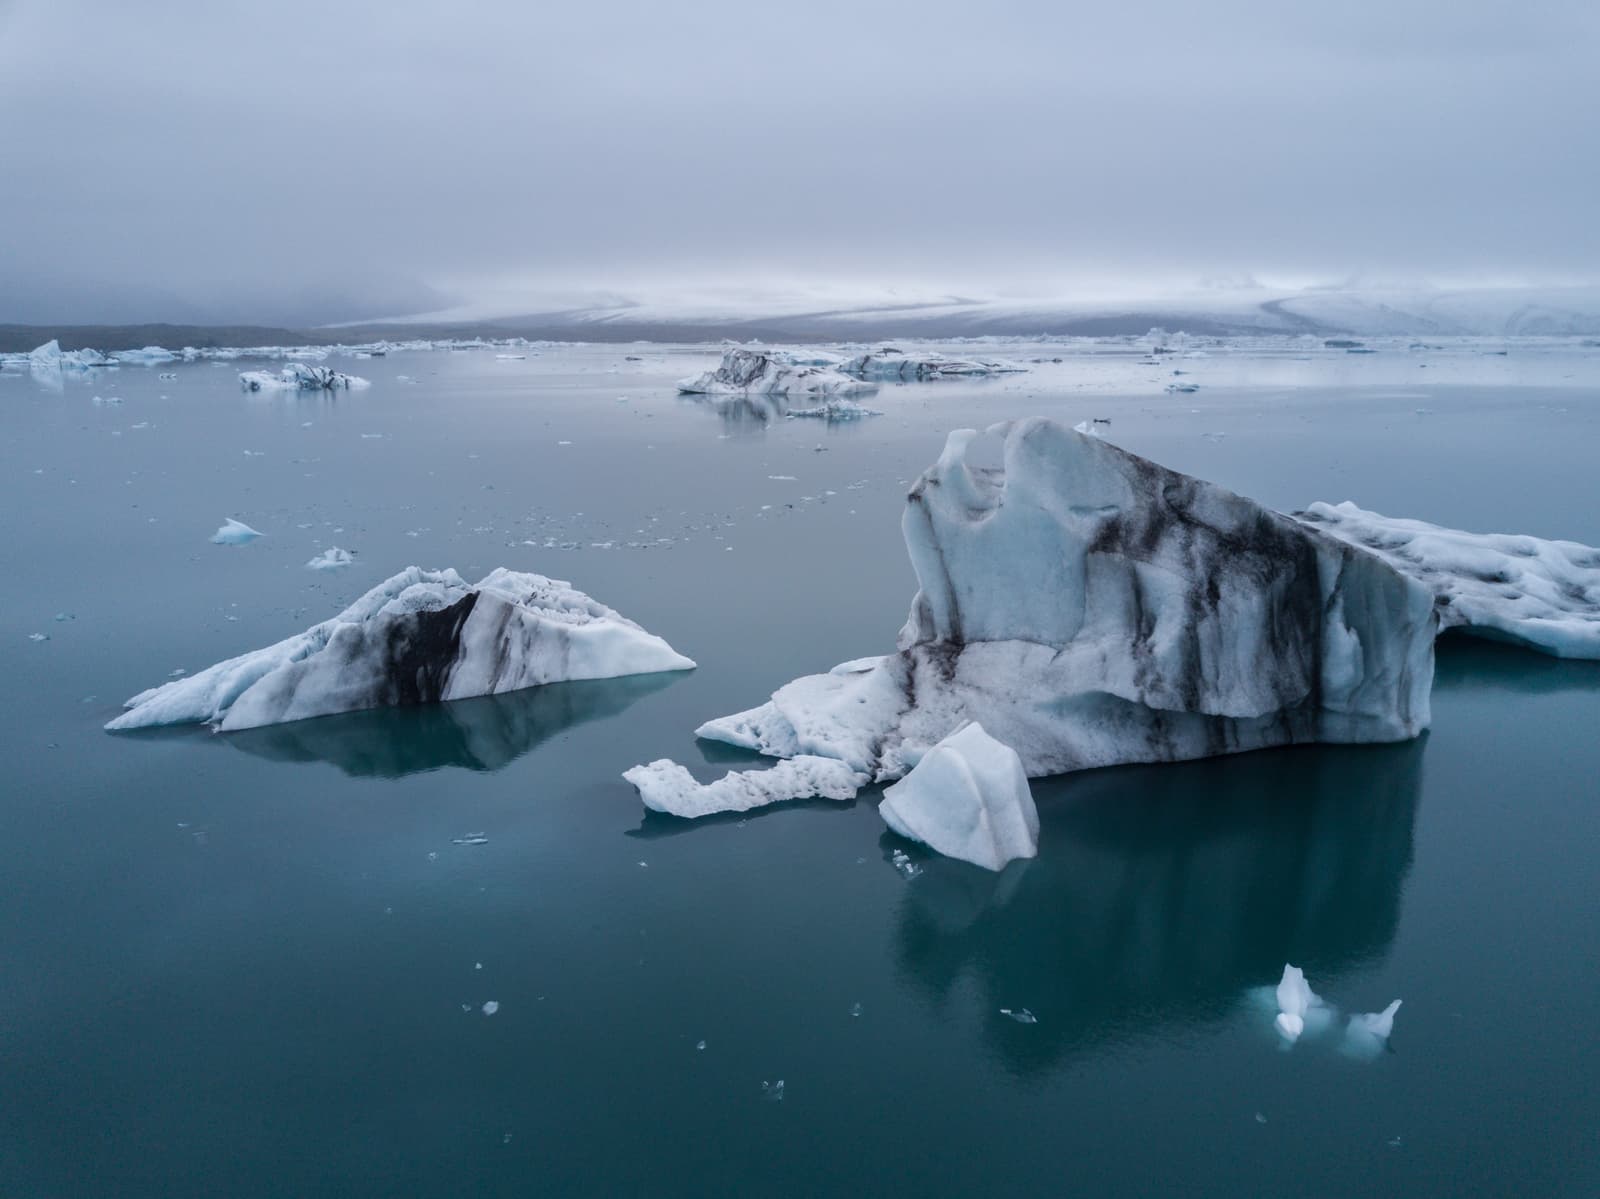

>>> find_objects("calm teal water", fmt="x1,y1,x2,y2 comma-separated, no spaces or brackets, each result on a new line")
2,342,1597,1196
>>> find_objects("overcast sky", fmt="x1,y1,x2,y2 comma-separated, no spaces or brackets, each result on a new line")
2,0,1597,324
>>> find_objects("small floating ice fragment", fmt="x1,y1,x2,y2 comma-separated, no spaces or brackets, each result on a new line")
305,547,355,571
482,1001,499,1015
211,518,263,545
1342,999,1402,1060
1000,1007,1038,1024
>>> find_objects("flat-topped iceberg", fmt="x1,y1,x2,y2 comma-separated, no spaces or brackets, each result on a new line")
240,363,370,392
838,349,1025,380
108,567,695,732
694,418,1437,786
677,349,876,398
878,722,1038,871
1296,502,1600,659
623,755,867,818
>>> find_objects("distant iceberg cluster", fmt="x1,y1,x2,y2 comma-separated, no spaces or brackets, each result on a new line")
676,345,1025,398
837,348,1025,380
108,567,695,732
240,363,370,391
676,348,877,398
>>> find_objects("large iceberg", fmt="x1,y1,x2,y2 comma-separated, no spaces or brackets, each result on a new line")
694,419,1436,785
676,349,877,398
108,567,694,732
878,722,1039,871
838,348,1026,380
1296,502,1600,659
240,363,370,392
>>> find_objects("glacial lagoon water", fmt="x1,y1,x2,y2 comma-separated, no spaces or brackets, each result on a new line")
2,341,1598,1196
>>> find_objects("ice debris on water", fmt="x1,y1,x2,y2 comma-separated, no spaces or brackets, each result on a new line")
211,518,263,545
761,1080,785,1102
890,849,922,880
1000,1008,1038,1024
452,833,489,845
1274,964,1324,1042
482,1001,499,1015
1342,1000,1403,1060
28,632,49,642
305,547,356,571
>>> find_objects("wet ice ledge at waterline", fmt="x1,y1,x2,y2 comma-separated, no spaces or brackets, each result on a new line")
106,567,694,732
628,416,1600,829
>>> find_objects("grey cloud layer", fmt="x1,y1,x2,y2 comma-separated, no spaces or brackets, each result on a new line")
2,0,1596,323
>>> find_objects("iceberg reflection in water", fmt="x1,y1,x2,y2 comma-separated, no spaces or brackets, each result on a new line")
217,671,686,778
892,737,1424,1071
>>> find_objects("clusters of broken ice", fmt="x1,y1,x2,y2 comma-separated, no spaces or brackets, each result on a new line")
107,567,694,732
623,755,867,818
878,722,1038,871
1296,502,1600,659
694,419,1437,788
838,349,1025,380
676,349,878,397
0,340,110,372
1266,964,1401,1057
305,547,355,571
784,398,882,421
240,363,370,392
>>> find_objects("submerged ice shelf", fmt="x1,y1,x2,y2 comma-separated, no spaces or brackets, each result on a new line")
108,567,694,732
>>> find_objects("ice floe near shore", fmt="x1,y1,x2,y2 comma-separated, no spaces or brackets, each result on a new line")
677,348,877,397
1296,502,1600,659
240,364,370,392
838,348,1025,380
692,419,1436,789
623,755,867,818
108,567,694,732
878,722,1038,871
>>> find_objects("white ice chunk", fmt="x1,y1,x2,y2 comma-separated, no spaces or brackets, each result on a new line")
877,722,1038,871
1298,502,1600,659
1274,964,1327,1043
1342,999,1402,1059
677,348,878,398
305,547,355,571
107,566,695,732
623,754,867,818
212,518,263,545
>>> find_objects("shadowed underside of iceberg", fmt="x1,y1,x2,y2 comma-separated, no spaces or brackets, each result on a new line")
107,567,694,733
692,418,1439,785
